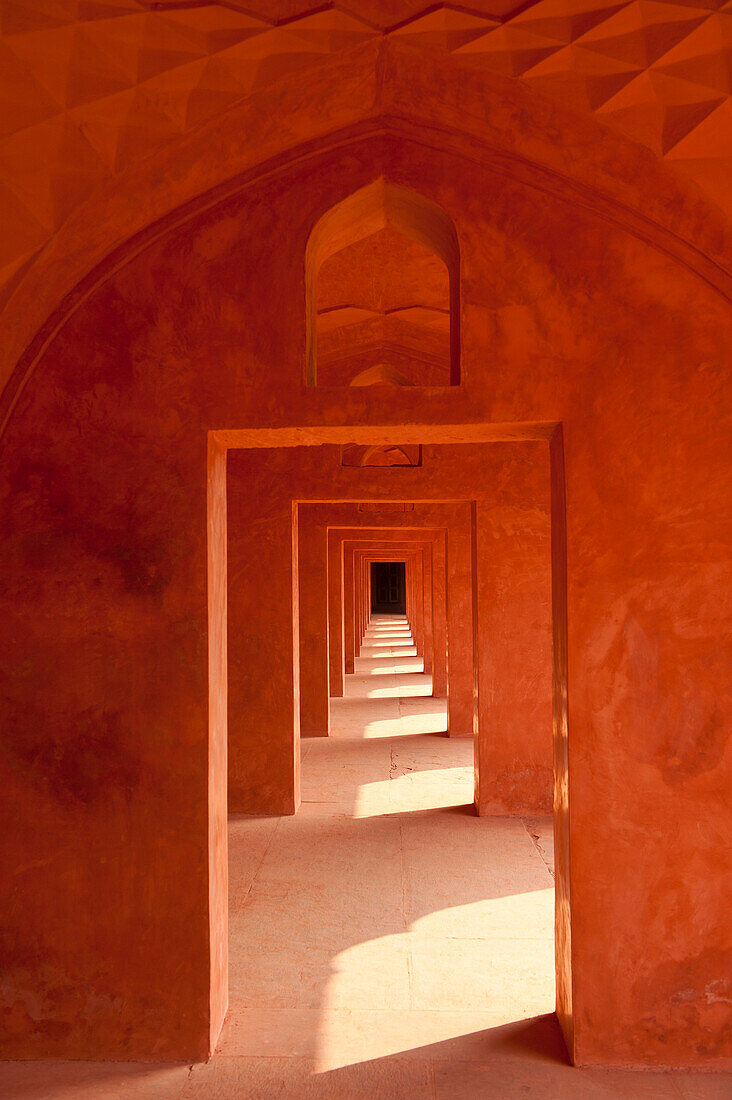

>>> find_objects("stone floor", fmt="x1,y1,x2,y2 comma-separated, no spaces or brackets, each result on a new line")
1,614,729,1098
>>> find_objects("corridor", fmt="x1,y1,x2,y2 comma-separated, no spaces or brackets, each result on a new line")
222,612,558,1095
1,620,725,1096
208,614,716,1095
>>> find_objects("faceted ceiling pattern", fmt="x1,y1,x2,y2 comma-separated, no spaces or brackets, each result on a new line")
0,0,730,299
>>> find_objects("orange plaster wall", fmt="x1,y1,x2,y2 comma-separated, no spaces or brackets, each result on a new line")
297,513,331,737
474,479,553,815
228,451,300,815
0,420,215,1059
328,530,346,697
0,97,729,1069
207,436,229,1050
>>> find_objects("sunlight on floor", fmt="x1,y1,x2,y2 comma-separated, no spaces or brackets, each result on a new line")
352,767,474,816
4,627,723,1096
347,676,434,698
354,658,425,675
307,615,556,1074
206,614,656,1098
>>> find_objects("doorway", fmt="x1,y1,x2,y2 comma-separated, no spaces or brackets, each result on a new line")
212,425,570,1071
370,560,406,613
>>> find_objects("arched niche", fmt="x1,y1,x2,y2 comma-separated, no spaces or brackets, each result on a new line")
305,178,460,387
341,444,422,467
349,364,414,387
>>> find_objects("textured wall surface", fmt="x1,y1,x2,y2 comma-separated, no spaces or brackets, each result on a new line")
1,0,729,317
0,52,730,1068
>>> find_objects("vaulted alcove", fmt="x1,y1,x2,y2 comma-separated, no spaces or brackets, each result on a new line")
305,179,460,387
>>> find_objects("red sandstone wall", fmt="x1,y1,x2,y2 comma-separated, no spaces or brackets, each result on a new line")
0,114,729,1067
474,482,554,815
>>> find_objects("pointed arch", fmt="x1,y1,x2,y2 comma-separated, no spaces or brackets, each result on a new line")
348,364,414,387
305,178,460,386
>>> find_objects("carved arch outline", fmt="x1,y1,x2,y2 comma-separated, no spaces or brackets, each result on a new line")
305,178,460,387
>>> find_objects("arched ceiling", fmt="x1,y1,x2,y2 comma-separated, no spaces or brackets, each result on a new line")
0,0,729,339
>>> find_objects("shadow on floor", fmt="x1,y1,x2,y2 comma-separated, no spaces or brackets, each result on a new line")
2,617,727,1099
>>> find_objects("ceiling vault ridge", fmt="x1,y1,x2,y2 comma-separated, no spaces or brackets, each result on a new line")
0,0,728,302
0,0,729,417
135,2,545,33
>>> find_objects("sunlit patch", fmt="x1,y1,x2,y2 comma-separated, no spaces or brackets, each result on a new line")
360,682,433,698
360,644,418,654
359,718,423,739
366,636,413,642
347,768,474,816
388,766,474,809
314,897,555,1071
301,641,556,1078
392,711,447,735
354,659,425,676
351,779,393,816
409,889,555,939
365,631,412,638
369,630,409,634
331,719,422,739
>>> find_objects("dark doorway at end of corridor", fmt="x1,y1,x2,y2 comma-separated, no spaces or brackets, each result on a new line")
371,561,406,614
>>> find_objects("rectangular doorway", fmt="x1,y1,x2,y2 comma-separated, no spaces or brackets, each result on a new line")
370,561,406,613
211,423,571,1068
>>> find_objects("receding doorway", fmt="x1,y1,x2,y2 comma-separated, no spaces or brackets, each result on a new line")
212,425,572,1087
370,560,406,614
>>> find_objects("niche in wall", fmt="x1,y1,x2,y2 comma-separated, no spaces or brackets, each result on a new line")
306,179,460,387
341,444,422,467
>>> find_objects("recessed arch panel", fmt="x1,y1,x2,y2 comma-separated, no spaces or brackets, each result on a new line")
305,178,460,387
